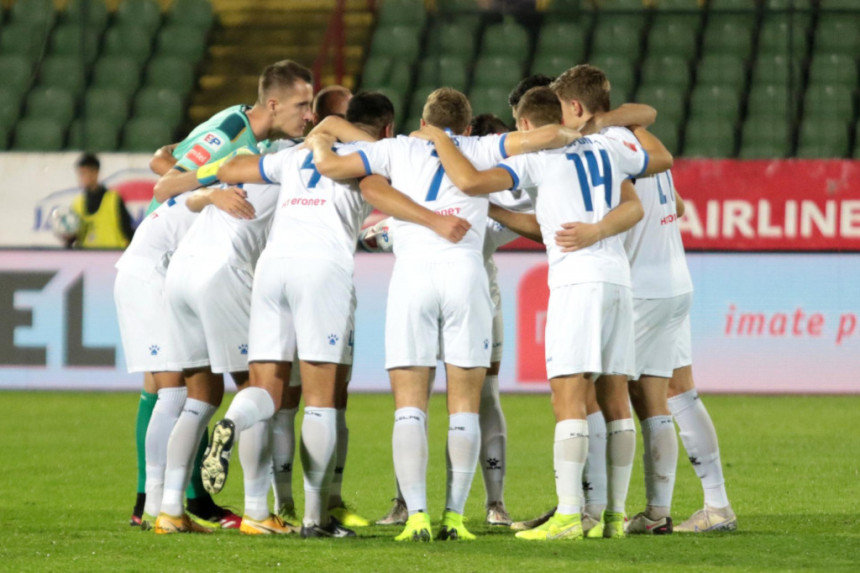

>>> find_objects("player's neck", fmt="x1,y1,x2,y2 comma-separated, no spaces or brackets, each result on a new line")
245,104,273,141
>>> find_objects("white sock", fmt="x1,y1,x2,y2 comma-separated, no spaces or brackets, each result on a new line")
271,407,297,512
240,420,273,521
446,412,480,515
605,418,636,514
554,419,589,515
224,386,276,433
668,390,730,508
161,398,217,516
143,386,187,517
641,415,678,514
583,411,608,517
479,375,507,506
299,407,337,527
329,408,348,508
392,407,428,515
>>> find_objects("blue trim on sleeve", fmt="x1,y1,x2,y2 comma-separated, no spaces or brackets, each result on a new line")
357,150,372,176
499,133,509,159
637,149,650,177
258,157,274,184
497,163,519,190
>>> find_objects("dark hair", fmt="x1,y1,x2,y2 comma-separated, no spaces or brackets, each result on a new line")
470,113,510,136
508,74,555,109
423,87,472,135
551,64,611,114
346,91,395,133
516,87,563,127
76,153,100,170
258,60,313,102
314,85,352,120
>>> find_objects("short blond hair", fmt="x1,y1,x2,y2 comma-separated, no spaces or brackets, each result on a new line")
550,64,611,114
422,88,472,135
516,87,562,127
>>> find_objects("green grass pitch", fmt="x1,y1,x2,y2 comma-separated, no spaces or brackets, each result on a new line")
1,392,858,572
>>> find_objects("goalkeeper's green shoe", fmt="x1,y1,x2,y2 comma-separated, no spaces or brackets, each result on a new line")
329,503,371,527
394,512,432,542
582,511,605,538
437,511,476,541
515,512,583,541
603,511,627,539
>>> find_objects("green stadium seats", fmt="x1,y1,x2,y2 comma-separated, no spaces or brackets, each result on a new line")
635,85,686,124
103,26,153,66
83,88,130,124
157,25,208,64
25,87,76,125
1,23,49,64
855,122,860,158
803,84,854,121
739,142,788,159
683,119,735,157
472,56,524,90
122,118,173,152
709,0,758,11
741,116,791,157
481,21,530,62
814,20,860,56
437,0,481,13
62,0,108,31
67,118,121,152
361,56,392,88
809,54,858,87
819,0,860,9
0,125,8,150
797,118,849,158
588,55,634,93
765,0,813,9
0,88,23,126
649,119,679,155
747,84,797,119
373,86,406,123
689,85,741,122
134,87,185,129
696,55,747,90
116,0,162,35
597,0,647,12
425,23,476,59
758,17,809,57
417,57,467,92
0,55,34,97
369,25,421,62
386,61,413,93
545,0,586,14
377,0,427,28
590,19,643,60
51,24,100,64
408,86,435,119
640,56,690,92
648,20,699,56
400,114,423,134
14,117,65,151
38,56,86,96
92,57,142,97
609,85,631,111
531,54,571,77
753,54,802,88
469,86,513,124
167,0,215,29
703,19,755,59
535,21,586,63
10,0,55,28
146,57,196,95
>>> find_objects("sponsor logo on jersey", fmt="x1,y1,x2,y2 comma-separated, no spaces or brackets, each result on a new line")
204,133,222,146
624,141,638,152
327,334,339,346
187,145,211,166
148,345,160,356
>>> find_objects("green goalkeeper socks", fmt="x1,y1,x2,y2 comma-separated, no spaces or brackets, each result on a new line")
186,427,209,500
134,391,158,494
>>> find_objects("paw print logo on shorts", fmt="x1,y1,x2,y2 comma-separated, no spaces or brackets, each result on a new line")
328,334,339,346
149,345,160,356
238,344,248,355
483,339,489,350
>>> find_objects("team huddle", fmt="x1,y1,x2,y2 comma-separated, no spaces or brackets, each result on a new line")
115,58,737,541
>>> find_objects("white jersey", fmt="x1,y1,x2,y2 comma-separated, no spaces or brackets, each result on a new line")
115,192,196,280
359,133,510,262
259,142,372,271
624,170,694,299
500,130,648,289
483,188,534,259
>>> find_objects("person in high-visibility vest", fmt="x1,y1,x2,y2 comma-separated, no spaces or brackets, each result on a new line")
68,153,135,249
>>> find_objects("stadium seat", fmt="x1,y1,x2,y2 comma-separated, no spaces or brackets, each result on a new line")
741,116,791,157
753,54,802,88
67,118,121,152
481,21,530,62
92,57,142,97
808,54,858,87
598,0,646,12
134,87,185,129
648,20,699,57
545,0,587,15
738,142,788,159
535,21,586,64
83,88,130,124
408,86,436,120
590,19,643,60
640,56,690,92
814,20,860,56
361,56,392,88
167,0,215,29
797,118,849,158
146,57,196,96
696,55,747,90
116,0,162,34
688,85,741,122
0,125,8,150
757,17,809,57
635,85,686,124
803,84,854,121
765,0,813,9
703,19,755,59
531,54,571,77
1,23,50,64
472,56,524,90
157,25,208,64
13,117,65,151
425,23,477,59
374,86,407,123
377,0,427,28
62,0,108,30
589,56,635,94
0,88,23,127
25,87,76,125
437,0,482,13
854,122,860,158
10,0,55,28
51,24,100,64
0,56,34,97
610,85,631,112
123,118,174,152
469,86,513,124
645,119,679,155
709,0,758,11
103,26,154,66
369,25,422,62
384,61,413,93
683,119,735,158
417,57,468,92
38,56,86,97
747,84,797,119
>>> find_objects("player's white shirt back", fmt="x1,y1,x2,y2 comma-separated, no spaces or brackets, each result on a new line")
483,188,534,259
359,133,510,262
259,142,372,271
624,170,693,299
500,129,649,289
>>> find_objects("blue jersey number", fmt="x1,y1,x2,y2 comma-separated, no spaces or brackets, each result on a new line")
656,172,675,205
425,165,445,201
301,152,321,189
567,149,613,212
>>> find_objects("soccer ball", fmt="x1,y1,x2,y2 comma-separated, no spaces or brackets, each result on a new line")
358,218,394,252
50,207,81,239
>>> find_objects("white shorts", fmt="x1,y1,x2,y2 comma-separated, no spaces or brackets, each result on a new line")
544,282,635,380
114,270,173,373
165,257,253,374
674,314,693,369
248,257,356,365
633,293,693,379
386,258,492,369
485,258,504,364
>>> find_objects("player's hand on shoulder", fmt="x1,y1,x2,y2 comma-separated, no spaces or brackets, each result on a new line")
558,126,583,145
431,214,471,244
410,125,446,143
211,187,256,220
555,221,603,252
306,132,336,149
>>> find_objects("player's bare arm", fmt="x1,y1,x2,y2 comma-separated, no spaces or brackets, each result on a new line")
359,175,471,244
502,124,582,156
308,115,376,143
186,187,256,220
153,167,202,202
488,203,542,243
217,155,266,185
308,133,369,179
631,125,674,175
150,143,178,176
555,179,643,252
586,103,657,134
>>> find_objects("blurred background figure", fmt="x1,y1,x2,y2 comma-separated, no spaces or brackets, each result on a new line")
470,113,510,136
66,153,135,249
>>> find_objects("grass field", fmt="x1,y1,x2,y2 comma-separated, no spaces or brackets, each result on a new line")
1,392,858,572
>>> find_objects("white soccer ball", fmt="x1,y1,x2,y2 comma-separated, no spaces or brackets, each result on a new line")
359,217,394,252
50,207,81,239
